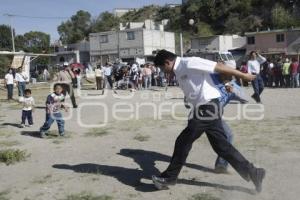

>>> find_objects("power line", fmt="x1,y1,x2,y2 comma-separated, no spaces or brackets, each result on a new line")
2,13,69,19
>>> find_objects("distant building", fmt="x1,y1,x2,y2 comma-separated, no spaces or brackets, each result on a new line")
191,35,246,52
53,41,90,65
190,35,247,66
113,8,135,17
245,28,300,57
166,4,181,8
89,19,175,65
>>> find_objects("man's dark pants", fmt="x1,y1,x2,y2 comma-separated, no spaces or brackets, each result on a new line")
161,99,254,181
6,84,13,100
251,74,264,102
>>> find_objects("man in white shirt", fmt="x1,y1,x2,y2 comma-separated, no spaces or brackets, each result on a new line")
4,68,15,100
152,50,266,193
103,63,113,89
247,51,266,103
15,68,28,97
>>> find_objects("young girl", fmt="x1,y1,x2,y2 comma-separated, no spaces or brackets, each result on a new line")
40,84,68,138
20,89,35,128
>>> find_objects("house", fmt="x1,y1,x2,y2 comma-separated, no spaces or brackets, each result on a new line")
245,28,300,58
113,8,135,17
89,19,175,65
52,41,90,66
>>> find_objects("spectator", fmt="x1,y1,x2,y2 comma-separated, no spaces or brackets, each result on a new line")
290,58,299,88
103,62,114,89
282,58,291,88
43,68,50,81
95,65,104,90
4,68,15,101
15,68,28,97
142,63,152,89
56,62,78,108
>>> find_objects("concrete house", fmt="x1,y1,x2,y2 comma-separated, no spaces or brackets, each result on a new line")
89,19,175,65
245,28,300,57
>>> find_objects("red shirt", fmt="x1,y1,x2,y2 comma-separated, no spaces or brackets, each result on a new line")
290,62,299,75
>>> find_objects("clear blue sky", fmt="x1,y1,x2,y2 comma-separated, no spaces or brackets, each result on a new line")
0,0,181,42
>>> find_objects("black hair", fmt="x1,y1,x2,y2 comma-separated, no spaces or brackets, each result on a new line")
24,89,31,94
53,83,62,90
154,49,177,66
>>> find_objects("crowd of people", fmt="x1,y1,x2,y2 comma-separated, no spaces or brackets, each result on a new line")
239,55,300,89
93,62,178,92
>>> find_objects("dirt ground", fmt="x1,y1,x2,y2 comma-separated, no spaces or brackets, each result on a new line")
0,84,299,200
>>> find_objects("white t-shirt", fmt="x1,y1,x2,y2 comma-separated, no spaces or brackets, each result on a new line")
5,73,14,85
104,66,112,76
15,72,28,82
20,96,35,111
174,57,221,107
247,55,266,74
95,68,104,77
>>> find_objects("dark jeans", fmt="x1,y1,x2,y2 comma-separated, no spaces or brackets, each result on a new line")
284,75,291,87
18,82,26,96
21,110,33,125
105,76,113,89
161,99,254,181
251,74,264,102
6,84,13,100
56,83,77,107
40,112,64,135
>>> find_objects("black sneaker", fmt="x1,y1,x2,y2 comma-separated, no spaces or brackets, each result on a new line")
152,175,177,190
250,168,266,193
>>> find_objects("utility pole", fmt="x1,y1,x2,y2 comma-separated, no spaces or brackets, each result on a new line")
4,14,15,52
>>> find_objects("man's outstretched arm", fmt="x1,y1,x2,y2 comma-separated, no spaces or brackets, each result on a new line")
214,63,256,82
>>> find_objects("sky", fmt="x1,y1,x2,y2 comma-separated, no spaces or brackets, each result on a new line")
0,0,182,42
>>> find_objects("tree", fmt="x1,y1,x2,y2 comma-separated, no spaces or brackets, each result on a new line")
23,31,50,53
0,25,13,51
91,12,120,33
271,4,296,29
58,10,91,44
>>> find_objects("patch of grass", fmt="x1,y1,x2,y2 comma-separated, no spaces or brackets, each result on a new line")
0,140,20,147
32,174,52,184
0,190,10,200
85,128,110,137
0,149,30,165
0,129,15,138
189,193,220,200
62,192,113,200
133,134,150,142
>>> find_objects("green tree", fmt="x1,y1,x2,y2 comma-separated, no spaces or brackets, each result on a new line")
58,10,91,44
0,25,13,51
23,31,50,53
271,4,296,29
91,12,120,32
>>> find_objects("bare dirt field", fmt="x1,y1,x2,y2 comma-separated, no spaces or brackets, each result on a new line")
0,84,299,200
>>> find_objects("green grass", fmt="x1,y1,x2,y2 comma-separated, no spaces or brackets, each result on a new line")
0,190,9,200
62,192,113,200
0,129,15,138
189,193,220,200
0,140,20,147
0,149,30,165
133,134,150,142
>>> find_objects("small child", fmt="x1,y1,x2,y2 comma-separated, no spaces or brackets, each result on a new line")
40,84,68,138
20,89,35,128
